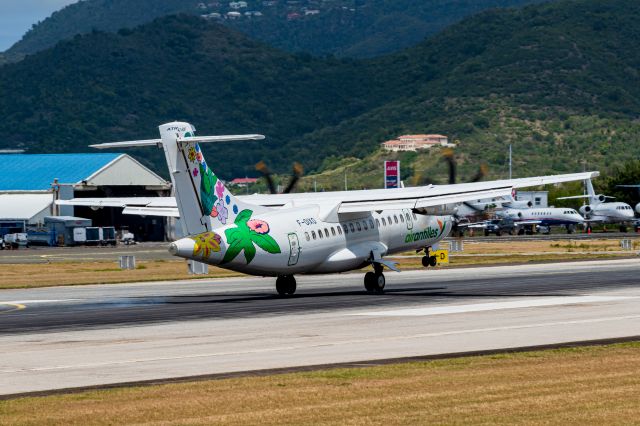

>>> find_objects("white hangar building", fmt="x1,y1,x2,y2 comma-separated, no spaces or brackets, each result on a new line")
0,153,171,241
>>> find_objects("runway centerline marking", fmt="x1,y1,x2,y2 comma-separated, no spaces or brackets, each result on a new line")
348,295,633,317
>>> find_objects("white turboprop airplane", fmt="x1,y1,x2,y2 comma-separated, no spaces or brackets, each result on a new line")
60,122,598,295
558,179,635,231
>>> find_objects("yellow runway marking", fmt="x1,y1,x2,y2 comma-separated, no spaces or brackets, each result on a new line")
0,302,26,314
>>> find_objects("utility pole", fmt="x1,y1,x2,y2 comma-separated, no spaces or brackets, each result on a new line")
509,144,512,180
344,169,348,191
314,178,317,192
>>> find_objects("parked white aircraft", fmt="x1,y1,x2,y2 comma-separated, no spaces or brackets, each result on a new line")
616,184,640,215
558,180,635,231
498,206,584,234
60,122,598,295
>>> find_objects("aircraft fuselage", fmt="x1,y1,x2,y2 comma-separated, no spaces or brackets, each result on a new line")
170,207,451,276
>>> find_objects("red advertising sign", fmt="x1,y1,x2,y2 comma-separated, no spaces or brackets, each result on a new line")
384,161,400,189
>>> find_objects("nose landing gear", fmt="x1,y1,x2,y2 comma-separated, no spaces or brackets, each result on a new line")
276,275,296,296
364,263,385,293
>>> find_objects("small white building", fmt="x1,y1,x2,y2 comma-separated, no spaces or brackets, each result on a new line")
229,1,248,9
515,190,549,208
382,134,454,152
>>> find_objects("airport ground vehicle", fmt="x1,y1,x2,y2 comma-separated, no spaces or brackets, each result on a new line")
3,233,29,249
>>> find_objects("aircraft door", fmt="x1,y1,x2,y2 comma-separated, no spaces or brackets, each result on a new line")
402,208,413,230
287,232,301,266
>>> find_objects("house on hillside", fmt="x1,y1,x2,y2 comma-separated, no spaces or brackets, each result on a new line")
381,134,454,152
229,1,248,9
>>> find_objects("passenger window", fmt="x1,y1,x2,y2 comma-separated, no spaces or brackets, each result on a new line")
387,216,392,224
394,215,398,224
375,219,380,228
382,217,387,226
312,231,316,240
305,232,310,241
405,213,411,222
356,222,362,231
370,219,375,229
400,215,404,223
349,223,355,233
363,221,368,230
324,228,329,238
412,212,417,220
331,227,336,236
337,226,342,235
343,224,348,234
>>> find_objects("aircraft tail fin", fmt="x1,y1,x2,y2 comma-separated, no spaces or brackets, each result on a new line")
93,122,267,236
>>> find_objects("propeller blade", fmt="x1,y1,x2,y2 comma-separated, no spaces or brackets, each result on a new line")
282,162,304,194
471,163,488,182
255,160,277,194
441,148,456,185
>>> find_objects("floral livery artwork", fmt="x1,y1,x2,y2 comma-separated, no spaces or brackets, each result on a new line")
186,143,237,225
223,209,281,264
190,231,222,259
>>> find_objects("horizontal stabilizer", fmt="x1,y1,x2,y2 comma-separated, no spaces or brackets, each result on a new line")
177,134,265,143
90,134,264,149
122,206,180,217
556,195,591,200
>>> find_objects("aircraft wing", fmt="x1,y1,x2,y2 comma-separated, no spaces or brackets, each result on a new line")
57,197,180,217
57,171,598,218
240,171,599,213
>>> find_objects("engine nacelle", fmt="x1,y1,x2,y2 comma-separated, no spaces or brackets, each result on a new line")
580,205,593,217
597,194,606,203
636,203,640,215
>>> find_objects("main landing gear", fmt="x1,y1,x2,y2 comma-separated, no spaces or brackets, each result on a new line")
364,263,385,293
276,275,296,296
420,247,437,268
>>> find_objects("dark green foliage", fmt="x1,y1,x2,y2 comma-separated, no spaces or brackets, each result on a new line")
2,1,640,182
3,0,543,62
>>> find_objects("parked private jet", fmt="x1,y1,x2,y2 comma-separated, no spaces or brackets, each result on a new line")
559,180,635,231
498,206,584,234
59,122,598,295
617,184,640,215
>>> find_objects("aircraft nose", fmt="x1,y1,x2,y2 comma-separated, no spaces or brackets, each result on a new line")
168,237,195,258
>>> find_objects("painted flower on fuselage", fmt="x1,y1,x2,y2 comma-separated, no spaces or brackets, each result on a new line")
247,219,269,234
216,201,228,225
191,232,222,259
222,210,280,264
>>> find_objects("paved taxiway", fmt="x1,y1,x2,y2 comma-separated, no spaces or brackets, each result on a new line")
1,258,639,395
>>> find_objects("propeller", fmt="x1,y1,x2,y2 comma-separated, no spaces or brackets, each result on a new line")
255,161,304,194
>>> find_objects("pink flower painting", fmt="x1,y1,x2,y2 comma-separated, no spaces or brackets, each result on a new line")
247,219,269,234
215,180,225,199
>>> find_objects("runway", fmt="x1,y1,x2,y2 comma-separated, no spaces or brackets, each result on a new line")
1,258,639,396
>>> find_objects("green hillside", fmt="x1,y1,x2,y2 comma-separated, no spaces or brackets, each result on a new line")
300,0,640,184
1,0,640,183
0,15,382,176
1,0,543,63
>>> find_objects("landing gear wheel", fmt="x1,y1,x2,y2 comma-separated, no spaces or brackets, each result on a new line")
373,273,385,293
276,275,296,296
429,255,437,267
364,272,376,292
620,225,628,233
421,256,430,268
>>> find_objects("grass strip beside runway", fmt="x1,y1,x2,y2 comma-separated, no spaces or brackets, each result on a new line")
1,342,639,425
